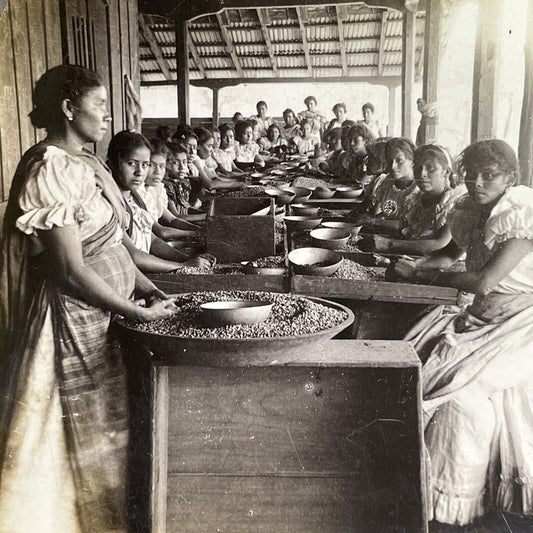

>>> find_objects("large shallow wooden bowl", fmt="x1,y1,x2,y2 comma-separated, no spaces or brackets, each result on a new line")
310,228,351,250
321,221,362,237
288,247,342,276
284,215,322,231
116,295,354,366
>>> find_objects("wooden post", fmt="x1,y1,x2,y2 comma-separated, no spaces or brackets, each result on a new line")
470,0,502,142
175,19,189,125
388,84,398,137
401,10,416,139
421,0,441,144
518,1,533,185
212,87,220,127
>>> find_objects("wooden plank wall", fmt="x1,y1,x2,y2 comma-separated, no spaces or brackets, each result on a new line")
0,0,139,204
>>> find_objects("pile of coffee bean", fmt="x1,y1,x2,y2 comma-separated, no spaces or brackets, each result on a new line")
332,259,384,280
128,291,348,339
247,255,286,268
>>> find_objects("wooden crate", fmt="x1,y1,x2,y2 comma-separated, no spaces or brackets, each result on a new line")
206,197,276,263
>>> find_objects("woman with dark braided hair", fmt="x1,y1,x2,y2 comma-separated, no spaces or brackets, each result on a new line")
0,65,177,532
394,140,533,526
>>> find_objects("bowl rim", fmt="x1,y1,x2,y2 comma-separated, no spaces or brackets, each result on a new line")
200,300,274,310
288,247,342,266
309,228,352,240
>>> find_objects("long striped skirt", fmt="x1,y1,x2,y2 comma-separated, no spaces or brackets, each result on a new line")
0,243,135,533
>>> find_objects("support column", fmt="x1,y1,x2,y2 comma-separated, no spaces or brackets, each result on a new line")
401,10,416,139
470,0,502,142
421,0,441,144
388,84,398,137
212,87,219,127
175,19,189,125
518,1,533,185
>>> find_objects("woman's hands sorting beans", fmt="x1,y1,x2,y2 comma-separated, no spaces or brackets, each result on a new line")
133,297,179,322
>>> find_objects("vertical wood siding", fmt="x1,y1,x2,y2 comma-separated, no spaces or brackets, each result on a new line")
0,0,139,202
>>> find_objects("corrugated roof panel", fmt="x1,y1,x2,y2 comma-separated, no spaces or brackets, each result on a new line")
384,51,402,66
142,72,167,82
384,37,402,52
240,56,271,69
272,42,302,55
235,43,267,56
152,29,174,45
140,59,160,71
192,30,223,45
312,67,343,77
311,54,341,67
270,26,300,43
348,52,378,66
343,21,381,39
386,19,402,37
276,55,306,68
345,38,380,53
309,41,338,54
382,65,402,76
202,56,234,69
195,45,227,57
230,28,263,43
307,25,338,42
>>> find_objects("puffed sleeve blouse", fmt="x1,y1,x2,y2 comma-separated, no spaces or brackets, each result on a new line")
16,145,123,250
449,185,533,294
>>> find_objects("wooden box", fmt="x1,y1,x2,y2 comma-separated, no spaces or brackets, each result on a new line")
206,197,276,263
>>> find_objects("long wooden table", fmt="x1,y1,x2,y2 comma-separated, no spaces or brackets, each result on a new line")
121,337,428,533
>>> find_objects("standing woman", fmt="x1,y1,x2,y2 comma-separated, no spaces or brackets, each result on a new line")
0,65,176,533
394,140,533,526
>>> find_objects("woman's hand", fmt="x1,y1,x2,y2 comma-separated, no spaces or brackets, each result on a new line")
135,297,179,322
182,253,216,269
392,258,418,280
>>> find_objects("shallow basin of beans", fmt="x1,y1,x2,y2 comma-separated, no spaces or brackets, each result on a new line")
331,259,384,280
128,291,348,339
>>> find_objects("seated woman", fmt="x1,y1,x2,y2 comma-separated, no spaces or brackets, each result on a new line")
297,96,327,139
292,119,320,156
258,123,287,155
350,137,418,231
234,120,265,169
280,108,301,142
107,131,209,270
249,100,274,138
393,139,533,527
324,102,348,134
360,144,467,256
0,65,179,533
212,123,246,178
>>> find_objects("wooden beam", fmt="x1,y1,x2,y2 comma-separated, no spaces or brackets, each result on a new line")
257,8,278,77
388,83,398,136
335,5,348,77
401,10,416,139
471,0,501,142
187,34,206,78
175,20,189,124
377,11,388,77
518,0,533,186
212,87,220,126
295,7,313,75
421,0,441,144
216,13,244,77
139,14,171,81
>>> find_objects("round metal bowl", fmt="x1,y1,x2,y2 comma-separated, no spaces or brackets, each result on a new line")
116,295,354,366
288,247,343,276
335,186,364,198
283,215,322,231
284,186,312,203
310,228,351,250
320,221,362,237
312,186,335,199
264,188,296,205
291,204,320,217
200,300,273,327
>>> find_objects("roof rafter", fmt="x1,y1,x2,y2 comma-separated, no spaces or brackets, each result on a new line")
138,13,172,80
377,11,388,76
216,12,244,77
187,32,206,78
335,5,348,76
295,6,312,75
257,8,279,77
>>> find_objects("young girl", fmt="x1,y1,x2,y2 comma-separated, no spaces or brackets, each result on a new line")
212,123,246,177
352,137,418,229
298,96,327,139
107,131,209,270
281,108,301,142
335,123,376,182
258,123,287,154
394,140,533,527
361,144,467,255
250,100,274,138
292,119,320,156
234,120,265,168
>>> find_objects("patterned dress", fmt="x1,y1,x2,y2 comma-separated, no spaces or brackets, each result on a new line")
405,186,533,525
370,174,418,219
0,144,135,533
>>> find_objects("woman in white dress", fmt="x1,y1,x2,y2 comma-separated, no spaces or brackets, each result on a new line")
393,139,533,526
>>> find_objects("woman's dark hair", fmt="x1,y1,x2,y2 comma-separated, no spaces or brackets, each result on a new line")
332,103,346,114
304,96,317,107
29,65,103,129
194,127,213,146
347,123,377,144
232,112,243,123
155,124,172,141
266,123,281,142
218,122,235,136
256,101,267,110
283,108,297,122
150,138,170,157
385,137,416,165
172,124,193,143
235,120,253,141
107,131,152,173
362,102,375,114
166,141,188,157
366,139,391,176
457,139,519,185
414,144,459,188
